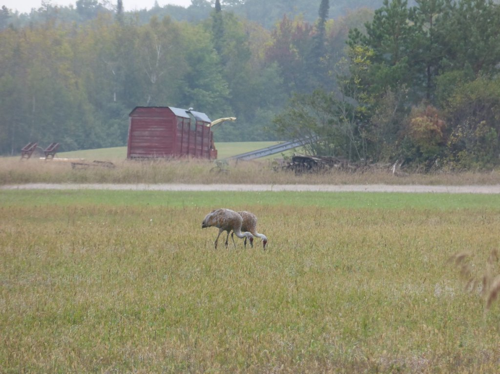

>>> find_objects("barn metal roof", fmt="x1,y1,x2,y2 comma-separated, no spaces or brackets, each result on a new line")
129,106,211,123
169,107,191,119
189,110,211,123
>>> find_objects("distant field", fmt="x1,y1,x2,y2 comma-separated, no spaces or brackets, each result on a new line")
58,142,284,161
2,190,500,372
4,141,500,186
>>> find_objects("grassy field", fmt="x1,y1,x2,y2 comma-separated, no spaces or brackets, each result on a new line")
4,141,500,186
4,155,500,186
2,190,500,372
57,142,283,161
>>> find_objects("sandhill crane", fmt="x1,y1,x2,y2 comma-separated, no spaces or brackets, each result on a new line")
232,211,268,249
202,208,254,249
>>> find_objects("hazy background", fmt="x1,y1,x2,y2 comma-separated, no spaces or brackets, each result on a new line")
1,0,191,13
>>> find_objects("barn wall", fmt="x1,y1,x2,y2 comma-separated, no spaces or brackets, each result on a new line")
128,108,176,158
127,107,215,160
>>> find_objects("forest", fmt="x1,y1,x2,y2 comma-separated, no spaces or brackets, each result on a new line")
273,0,500,170
1,0,500,170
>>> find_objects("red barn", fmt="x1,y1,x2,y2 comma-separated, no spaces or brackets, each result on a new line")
127,106,217,159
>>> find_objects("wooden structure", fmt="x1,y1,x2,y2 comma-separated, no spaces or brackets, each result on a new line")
21,142,38,159
44,143,59,160
127,107,217,160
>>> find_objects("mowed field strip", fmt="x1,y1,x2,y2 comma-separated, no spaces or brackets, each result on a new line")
3,183,500,193
2,190,500,372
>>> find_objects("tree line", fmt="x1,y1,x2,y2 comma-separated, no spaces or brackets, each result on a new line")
0,0,368,154
275,0,500,170
2,0,391,30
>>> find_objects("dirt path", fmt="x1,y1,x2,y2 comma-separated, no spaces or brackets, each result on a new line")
2,183,500,194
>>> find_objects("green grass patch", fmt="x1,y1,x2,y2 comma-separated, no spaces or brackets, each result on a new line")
2,191,500,372
57,141,283,161
58,146,127,160
2,189,500,210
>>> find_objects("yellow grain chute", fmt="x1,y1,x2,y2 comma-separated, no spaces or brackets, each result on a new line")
208,117,237,128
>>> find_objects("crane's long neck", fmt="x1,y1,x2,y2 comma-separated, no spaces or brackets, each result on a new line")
233,228,250,239
253,232,267,241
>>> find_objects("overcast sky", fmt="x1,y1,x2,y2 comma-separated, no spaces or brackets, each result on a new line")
2,0,192,13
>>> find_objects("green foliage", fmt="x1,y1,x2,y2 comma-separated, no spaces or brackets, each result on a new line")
265,15,315,93
274,89,371,160
116,0,124,24
437,0,500,77
220,0,384,28
0,8,288,154
443,78,500,169
3,0,382,31
211,0,224,57
348,0,500,103
2,0,500,171
0,5,10,30
329,0,500,169
348,0,421,100
76,0,108,21
265,9,369,95
447,121,498,170
369,89,408,160
434,70,472,107
308,0,330,87
181,24,231,117
0,0,374,155
409,0,446,101
274,90,336,156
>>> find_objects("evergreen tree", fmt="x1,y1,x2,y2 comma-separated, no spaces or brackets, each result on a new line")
437,0,500,77
116,0,124,24
212,0,225,59
76,0,106,21
308,0,329,88
0,6,10,30
313,0,329,60
409,0,446,101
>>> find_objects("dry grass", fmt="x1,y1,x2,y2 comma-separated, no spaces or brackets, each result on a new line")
448,249,500,312
2,191,500,372
3,157,500,186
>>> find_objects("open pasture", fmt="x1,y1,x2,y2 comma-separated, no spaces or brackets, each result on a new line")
53,142,283,161
2,190,500,372
4,141,500,186
3,155,500,186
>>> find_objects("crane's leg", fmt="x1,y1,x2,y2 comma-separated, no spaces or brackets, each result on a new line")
230,231,238,248
214,229,223,249
225,231,234,248
231,231,238,248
